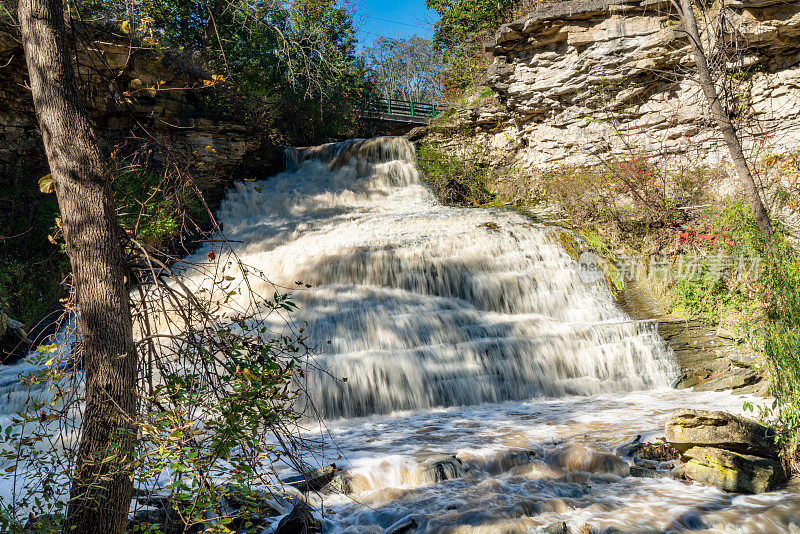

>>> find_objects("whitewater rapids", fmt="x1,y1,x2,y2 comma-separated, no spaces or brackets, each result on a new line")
193,137,677,419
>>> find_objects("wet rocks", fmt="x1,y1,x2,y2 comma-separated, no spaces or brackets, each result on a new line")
665,410,786,493
281,463,351,494
417,454,470,484
681,446,786,494
658,319,765,395
275,501,322,534
623,440,679,463
539,521,568,534
549,445,629,476
665,409,777,457
384,515,419,534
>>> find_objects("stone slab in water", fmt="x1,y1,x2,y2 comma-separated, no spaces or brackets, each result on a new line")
682,446,786,493
665,409,777,458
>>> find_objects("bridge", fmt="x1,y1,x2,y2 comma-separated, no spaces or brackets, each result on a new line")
360,97,440,125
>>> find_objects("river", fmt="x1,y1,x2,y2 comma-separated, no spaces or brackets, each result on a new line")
204,137,800,532
1,136,799,532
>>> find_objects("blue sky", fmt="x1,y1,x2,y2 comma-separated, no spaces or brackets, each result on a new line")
355,0,437,50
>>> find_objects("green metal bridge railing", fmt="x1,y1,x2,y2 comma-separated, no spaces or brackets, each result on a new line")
363,97,439,119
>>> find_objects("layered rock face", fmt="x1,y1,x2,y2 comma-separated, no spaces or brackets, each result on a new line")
441,0,800,170
0,23,279,194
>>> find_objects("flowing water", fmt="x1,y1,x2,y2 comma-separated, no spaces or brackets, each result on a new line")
2,137,799,531
200,137,800,532
208,137,677,419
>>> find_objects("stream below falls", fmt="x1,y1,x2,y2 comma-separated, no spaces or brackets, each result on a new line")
205,137,800,533
1,136,799,532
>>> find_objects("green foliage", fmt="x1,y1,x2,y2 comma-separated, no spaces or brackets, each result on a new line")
279,0,368,143
669,274,745,322
416,141,496,206
425,0,518,97
663,200,762,322
756,236,800,453
0,174,68,327
0,291,309,531
78,0,369,143
113,169,202,247
426,0,517,51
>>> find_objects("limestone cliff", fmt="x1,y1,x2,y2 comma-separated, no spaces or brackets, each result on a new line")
436,0,800,171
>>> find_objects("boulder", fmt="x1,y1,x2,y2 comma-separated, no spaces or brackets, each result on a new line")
682,446,786,493
539,521,568,534
384,515,419,534
275,501,321,534
665,410,777,458
549,444,629,476
620,440,679,463
281,464,351,494
417,454,469,484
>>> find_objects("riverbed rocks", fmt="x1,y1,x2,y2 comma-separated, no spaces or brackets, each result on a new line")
417,454,470,484
681,446,786,493
275,501,322,534
665,409,777,457
549,444,629,476
620,283,767,396
281,463,351,494
665,409,786,493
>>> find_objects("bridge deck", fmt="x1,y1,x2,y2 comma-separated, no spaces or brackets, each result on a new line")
361,98,440,125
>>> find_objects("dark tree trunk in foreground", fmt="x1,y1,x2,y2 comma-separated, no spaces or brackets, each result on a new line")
678,0,772,237
14,1,137,532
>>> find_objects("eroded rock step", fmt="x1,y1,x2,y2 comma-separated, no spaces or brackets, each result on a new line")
620,281,767,395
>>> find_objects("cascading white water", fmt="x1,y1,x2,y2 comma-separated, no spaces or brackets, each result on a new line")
186,137,678,418
1,137,798,532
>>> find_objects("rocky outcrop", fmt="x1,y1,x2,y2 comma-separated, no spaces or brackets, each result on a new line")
435,0,800,171
0,22,280,192
681,446,786,493
620,282,766,395
665,409,777,457
0,313,28,364
665,409,786,493
281,464,351,494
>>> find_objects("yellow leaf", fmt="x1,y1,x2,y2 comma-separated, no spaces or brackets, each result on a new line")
4,465,15,473
120,20,130,34
38,174,54,194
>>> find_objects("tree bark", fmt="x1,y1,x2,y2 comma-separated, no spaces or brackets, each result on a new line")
14,1,137,533
678,0,772,237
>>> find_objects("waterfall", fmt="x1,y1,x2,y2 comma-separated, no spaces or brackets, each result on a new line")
192,136,678,418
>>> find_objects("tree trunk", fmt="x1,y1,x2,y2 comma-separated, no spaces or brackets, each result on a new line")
15,1,137,533
678,0,772,237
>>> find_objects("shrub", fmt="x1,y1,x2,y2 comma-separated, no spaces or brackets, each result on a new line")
537,157,709,241
416,141,496,206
